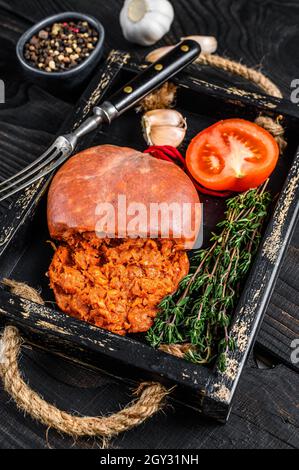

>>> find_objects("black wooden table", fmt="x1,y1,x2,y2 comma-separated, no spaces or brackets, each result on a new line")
0,0,298,449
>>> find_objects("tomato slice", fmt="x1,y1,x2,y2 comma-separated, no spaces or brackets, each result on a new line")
186,119,279,192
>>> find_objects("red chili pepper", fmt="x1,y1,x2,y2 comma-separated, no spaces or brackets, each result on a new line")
144,147,173,163
190,180,232,197
144,145,231,198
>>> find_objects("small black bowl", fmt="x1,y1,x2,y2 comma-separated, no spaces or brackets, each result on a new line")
16,11,105,90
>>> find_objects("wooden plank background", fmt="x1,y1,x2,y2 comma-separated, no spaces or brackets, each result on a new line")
0,0,298,449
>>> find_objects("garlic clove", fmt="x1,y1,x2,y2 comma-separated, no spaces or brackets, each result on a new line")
180,35,218,54
142,109,187,147
144,109,186,128
149,125,187,147
145,45,174,62
145,35,217,62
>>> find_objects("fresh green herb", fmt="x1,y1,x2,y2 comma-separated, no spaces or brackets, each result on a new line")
146,183,271,371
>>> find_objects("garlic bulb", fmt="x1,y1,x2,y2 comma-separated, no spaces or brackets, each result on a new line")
146,35,218,62
120,0,175,46
142,109,187,147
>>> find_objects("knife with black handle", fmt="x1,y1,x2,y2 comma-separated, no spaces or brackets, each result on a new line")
76,39,201,135
0,39,201,202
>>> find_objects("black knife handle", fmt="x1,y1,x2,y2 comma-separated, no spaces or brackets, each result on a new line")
103,39,201,117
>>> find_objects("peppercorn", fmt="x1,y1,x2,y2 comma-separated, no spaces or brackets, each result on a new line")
23,20,99,73
30,36,39,46
49,60,56,70
38,30,49,40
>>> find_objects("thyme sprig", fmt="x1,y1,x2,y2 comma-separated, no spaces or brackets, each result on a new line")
146,182,271,371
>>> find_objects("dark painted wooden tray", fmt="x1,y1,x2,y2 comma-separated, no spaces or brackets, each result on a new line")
0,50,299,422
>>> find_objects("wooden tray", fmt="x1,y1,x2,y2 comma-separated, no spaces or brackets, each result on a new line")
0,50,299,422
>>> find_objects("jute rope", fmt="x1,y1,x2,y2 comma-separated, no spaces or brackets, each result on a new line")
198,53,283,99
0,54,286,439
254,115,287,153
0,327,168,438
0,280,169,440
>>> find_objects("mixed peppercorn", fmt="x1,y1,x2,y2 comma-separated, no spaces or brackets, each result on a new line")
23,20,99,72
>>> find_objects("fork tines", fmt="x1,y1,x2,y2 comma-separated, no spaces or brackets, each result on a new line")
0,137,71,202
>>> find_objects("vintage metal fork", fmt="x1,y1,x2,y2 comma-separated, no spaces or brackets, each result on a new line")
0,40,200,203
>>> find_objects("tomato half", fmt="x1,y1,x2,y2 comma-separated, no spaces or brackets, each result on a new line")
186,119,279,192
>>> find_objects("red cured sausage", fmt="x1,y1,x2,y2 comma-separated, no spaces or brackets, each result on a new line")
47,145,201,249
47,145,201,335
